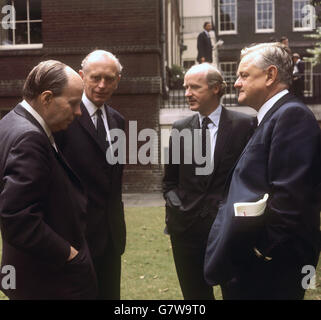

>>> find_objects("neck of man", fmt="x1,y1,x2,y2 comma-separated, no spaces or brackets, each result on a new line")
25,98,42,116
254,83,288,112
199,101,220,117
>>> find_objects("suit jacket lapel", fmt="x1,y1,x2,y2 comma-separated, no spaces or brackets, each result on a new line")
14,104,84,188
235,92,294,164
259,92,293,127
187,114,200,164
78,102,106,154
14,104,48,138
187,113,200,130
104,104,118,131
213,107,232,173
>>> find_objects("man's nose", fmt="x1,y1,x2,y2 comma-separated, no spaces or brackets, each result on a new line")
185,88,192,97
98,79,107,89
234,77,241,88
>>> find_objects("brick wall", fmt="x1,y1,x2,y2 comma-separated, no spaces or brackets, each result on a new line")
0,0,169,193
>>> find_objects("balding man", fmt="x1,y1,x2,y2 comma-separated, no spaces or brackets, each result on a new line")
163,63,254,300
0,60,97,299
55,50,125,299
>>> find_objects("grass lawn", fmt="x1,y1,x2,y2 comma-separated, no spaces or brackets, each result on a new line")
0,206,320,300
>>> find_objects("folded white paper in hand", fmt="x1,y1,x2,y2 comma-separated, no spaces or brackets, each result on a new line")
234,194,269,217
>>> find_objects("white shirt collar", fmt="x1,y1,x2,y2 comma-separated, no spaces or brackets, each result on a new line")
257,90,289,125
204,30,210,37
20,100,53,140
82,93,104,117
199,105,222,127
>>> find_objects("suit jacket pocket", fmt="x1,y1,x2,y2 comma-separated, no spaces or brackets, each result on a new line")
63,246,96,290
229,215,265,263
65,247,88,270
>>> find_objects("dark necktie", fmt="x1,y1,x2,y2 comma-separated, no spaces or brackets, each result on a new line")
202,117,212,158
96,108,108,152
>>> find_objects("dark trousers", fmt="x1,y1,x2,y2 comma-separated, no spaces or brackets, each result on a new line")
92,243,121,300
221,250,306,300
170,236,214,300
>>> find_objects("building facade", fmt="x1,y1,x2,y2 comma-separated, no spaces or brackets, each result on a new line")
0,0,181,192
181,0,321,103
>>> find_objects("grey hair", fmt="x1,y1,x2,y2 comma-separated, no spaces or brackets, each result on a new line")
81,50,123,74
206,65,227,98
240,42,293,87
186,63,227,98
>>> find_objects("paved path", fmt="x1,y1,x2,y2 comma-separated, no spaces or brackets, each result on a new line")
123,193,165,207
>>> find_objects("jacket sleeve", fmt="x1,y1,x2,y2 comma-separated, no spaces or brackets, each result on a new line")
261,106,321,258
197,33,206,59
0,132,71,267
162,124,180,203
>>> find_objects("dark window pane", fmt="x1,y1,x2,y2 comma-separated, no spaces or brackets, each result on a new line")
14,0,27,21
30,0,41,20
0,29,13,45
15,22,28,44
30,22,41,43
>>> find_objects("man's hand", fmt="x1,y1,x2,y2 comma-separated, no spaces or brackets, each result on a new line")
67,246,79,261
165,190,182,209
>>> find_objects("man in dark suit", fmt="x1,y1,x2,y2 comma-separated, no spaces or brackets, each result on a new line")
197,22,213,64
205,42,321,300
55,50,126,300
292,53,305,100
163,63,255,300
0,60,97,299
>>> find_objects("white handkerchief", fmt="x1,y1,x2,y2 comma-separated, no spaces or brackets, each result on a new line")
234,194,269,217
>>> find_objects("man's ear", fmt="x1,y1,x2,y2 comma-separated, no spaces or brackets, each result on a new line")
40,90,53,106
79,69,84,80
212,84,220,95
115,74,121,89
266,65,278,87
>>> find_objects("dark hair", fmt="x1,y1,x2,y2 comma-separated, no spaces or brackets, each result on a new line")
203,21,211,29
22,60,68,100
280,36,288,43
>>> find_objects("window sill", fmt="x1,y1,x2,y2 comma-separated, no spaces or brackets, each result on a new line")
0,44,43,51
255,29,275,33
218,31,238,36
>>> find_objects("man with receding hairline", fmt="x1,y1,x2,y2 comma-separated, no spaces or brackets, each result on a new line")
205,42,321,299
0,60,97,299
163,63,254,300
55,50,126,299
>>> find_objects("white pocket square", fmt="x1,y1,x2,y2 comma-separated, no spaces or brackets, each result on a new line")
234,194,269,217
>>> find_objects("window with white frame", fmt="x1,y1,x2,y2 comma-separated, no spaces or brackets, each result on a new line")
256,0,274,33
293,0,315,31
219,0,237,35
0,0,42,49
219,62,237,94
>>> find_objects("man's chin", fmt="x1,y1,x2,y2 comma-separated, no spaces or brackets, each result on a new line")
189,104,199,111
237,96,246,106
